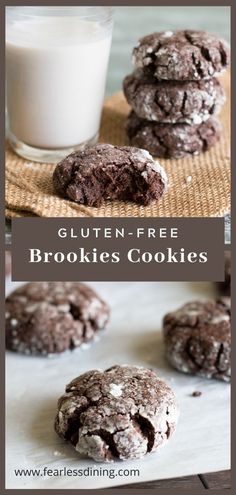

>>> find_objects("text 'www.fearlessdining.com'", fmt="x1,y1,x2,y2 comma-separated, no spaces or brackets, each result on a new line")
13,466,140,480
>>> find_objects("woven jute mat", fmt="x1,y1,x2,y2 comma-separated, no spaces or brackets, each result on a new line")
5,72,230,218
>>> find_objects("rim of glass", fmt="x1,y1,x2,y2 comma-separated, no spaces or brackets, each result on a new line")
6,6,113,21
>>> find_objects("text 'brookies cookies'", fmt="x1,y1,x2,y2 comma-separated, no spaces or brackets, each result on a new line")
27,247,208,264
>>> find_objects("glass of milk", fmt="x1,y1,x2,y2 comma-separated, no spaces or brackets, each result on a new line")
6,7,113,163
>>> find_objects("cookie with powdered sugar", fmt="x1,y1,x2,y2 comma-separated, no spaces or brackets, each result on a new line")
6,282,109,356
132,30,230,81
163,298,231,382
123,70,225,124
53,144,168,206
127,111,222,159
55,365,179,462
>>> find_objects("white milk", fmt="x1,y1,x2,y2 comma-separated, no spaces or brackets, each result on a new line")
6,17,112,149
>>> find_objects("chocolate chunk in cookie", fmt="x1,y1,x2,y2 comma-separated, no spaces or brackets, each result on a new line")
53,144,168,207
123,70,225,124
55,365,179,462
6,282,109,356
163,298,231,382
133,30,230,81
127,111,222,158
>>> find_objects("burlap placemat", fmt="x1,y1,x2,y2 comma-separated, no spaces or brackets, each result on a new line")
5,72,230,218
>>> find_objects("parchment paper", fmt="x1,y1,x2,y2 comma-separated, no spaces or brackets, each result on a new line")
6,281,230,489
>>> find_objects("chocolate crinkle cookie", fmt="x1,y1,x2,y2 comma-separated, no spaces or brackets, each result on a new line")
53,144,168,207
123,70,225,124
163,297,231,382
132,30,230,81
55,365,179,462
127,111,221,159
5,282,109,356
217,251,231,296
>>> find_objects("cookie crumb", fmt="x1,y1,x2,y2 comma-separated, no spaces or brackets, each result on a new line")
53,450,63,457
192,391,202,397
186,175,192,184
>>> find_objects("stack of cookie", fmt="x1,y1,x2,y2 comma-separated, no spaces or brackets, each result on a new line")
123,30,230,159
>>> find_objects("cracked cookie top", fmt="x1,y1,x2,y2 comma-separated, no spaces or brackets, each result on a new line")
132,30,230,81
55,365,179,462
5,282,109,356
123,70,225,124
163,298,231,381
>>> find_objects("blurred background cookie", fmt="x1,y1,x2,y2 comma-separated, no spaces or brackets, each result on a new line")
6,282,109,356
163,297,230,381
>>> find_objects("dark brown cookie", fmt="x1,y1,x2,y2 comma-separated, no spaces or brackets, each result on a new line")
55,365,179,462
53,144,168,207
217,252,231,296
127,111,222,158
163,298,231,382
133,30,230,81
123,70,225,124
6,282,109,356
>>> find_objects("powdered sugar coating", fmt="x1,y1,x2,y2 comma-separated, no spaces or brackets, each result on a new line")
109,383,124,397
55,365,179,462
162,31,174,38
137,150,168,189
163,298,231,382
6,282,109,356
